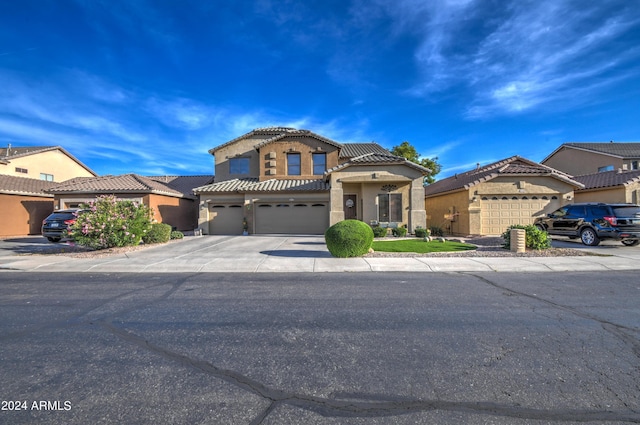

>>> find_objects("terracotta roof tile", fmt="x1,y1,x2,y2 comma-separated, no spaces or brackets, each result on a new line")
193,178,328,193
563,142,640,158
0,174,56,197
327,152,429,174
424,156,583,197
339,143,390,158
573,169,640,190
45,174,191,198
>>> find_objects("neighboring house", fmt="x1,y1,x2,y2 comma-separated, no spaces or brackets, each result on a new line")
0,175,56,238
573,169,640,204
424,156,584,236
194,127,428,235
542,142,640,176
0,145,97,181
45,174,213,231
1,145,96,237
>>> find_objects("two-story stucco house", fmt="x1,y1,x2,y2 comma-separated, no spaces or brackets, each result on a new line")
194,127,428,235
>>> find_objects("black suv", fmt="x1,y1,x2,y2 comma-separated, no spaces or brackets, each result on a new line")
534,203,640,246
41,209,83,243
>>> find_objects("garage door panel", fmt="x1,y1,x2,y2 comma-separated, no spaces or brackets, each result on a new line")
209,204,244,235
255,202,329,234
480,196,555,235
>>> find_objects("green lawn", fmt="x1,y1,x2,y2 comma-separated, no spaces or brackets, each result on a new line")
371,239,477,253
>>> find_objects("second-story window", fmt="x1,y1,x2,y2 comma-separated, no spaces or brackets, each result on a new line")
312,153,326,175
287,153,301,175
229,157,250,174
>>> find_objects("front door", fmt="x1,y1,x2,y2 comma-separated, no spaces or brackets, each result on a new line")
343,195,357,220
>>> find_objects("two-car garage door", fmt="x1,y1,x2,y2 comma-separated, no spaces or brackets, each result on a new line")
208,202,329,234
255,202,329,234
480,196,558,235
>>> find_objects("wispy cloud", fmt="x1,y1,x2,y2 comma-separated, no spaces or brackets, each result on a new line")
385,0,640,118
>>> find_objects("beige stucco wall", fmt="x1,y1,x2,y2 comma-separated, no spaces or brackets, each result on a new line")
425,176,577,236
543,147,631,176
257,137,339,181
574,183,640,204
1,150,95,181
213,136,262,181
328,164,426,232
425,190,472,235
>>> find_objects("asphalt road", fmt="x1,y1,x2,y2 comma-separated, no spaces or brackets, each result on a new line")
1,272,639,424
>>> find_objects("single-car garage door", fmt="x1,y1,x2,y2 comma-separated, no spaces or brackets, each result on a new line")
481,195,558,235
255,202,329,234
209,204,244,235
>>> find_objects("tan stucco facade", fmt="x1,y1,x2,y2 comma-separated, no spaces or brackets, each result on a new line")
328,164,426,232
257,139,339,181
0,194,54,238
425,176,576,236
574,183,640,204
542,147,636,176
1,149,95,182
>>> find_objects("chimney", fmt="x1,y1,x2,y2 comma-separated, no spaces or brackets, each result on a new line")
5,143,11,157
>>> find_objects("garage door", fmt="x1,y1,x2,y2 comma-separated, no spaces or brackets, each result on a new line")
255,202,329,234
480,196,557,235
208,204,244,235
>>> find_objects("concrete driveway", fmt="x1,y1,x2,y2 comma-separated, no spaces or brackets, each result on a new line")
2,234,640,273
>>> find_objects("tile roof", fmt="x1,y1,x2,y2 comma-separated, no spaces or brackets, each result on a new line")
45,174,192,198
0,174,56,197
209,127,343,154
147,175,214,196
339,143,390,158
0,145,97,176
542,142,640,162
424,156,583,197
326,152,430,175
193,178,329,194
573,169,640,190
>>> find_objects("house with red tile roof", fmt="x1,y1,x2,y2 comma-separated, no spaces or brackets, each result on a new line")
45,174,213,231
0,145,97,238
194,127,428,234
424,156,584,236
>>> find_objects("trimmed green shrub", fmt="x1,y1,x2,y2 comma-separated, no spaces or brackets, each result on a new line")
392,227,407,237
372,226,388,238
501,224,550,250
143,223,172,244
325,220,374,258
429,226,444,237
70,195,153,250
170,230,184,240
414,227,428,238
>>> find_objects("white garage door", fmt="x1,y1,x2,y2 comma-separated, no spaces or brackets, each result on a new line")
481,196,557,235
255,202,329,234
208,204,244,235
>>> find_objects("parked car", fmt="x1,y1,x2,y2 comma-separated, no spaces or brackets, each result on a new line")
41,209,84,243
534,203,640,246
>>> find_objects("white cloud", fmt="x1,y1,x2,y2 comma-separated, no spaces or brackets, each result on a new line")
388,0,640,117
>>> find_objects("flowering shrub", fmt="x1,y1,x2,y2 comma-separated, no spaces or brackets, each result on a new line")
70,195,153,249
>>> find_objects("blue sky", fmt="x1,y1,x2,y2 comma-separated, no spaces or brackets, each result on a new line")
1,1,639,179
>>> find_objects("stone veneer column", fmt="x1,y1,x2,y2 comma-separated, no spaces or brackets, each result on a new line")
409,179,427,232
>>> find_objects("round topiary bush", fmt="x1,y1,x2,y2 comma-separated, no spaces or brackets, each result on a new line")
325,220,374,258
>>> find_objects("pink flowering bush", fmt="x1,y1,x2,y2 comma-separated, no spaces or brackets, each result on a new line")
70,195,153,249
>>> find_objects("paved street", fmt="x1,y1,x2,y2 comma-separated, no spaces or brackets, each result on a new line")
1,271,639,424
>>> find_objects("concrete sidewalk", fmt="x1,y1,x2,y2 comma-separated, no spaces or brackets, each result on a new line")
1,235,640,273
